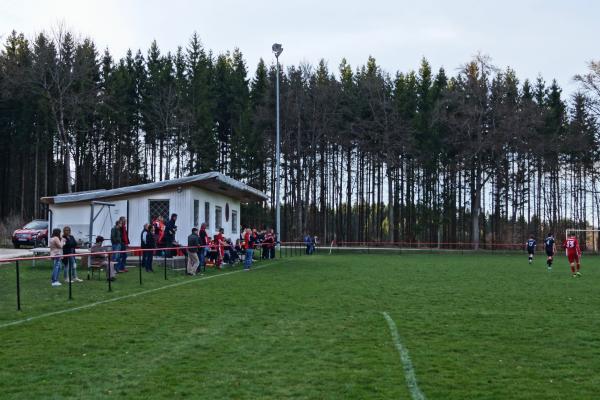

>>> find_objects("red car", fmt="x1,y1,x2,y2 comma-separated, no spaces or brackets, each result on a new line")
12,220,48,248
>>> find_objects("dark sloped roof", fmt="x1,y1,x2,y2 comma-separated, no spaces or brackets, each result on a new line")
41,172,268,205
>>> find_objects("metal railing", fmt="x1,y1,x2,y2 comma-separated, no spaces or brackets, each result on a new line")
1,241,310,312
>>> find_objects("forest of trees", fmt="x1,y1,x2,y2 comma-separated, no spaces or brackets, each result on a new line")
1,28,599,247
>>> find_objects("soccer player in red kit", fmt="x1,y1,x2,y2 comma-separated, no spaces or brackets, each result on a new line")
563,235,582,277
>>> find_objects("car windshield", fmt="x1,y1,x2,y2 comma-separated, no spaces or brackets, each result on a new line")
23,221,47,230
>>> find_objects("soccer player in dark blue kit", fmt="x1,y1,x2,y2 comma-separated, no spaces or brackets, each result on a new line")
544,232,556,271
526,235,536,264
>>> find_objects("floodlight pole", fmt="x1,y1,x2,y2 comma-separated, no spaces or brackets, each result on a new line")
273,43,283,247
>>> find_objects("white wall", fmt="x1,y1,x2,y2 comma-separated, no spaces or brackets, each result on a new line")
188,187,241,241
49,185,241,247
50,200,128,245
125,186,240,245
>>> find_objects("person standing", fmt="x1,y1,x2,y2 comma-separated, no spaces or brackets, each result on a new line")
118,216,130,272
216,228,225,269
62,226,82,282
198,223,209,272
563,235,582,277
263,229,274,259
91,236,117,281
257,228,267,259
152,215,166,253
544,232,556,271
270,228,277,259
141,223,156,272
261,229,269,259
110,220,123,269
304,233,312,255
164,213,178,257
49,229,64,286
243,228,255,271
187,228,200,275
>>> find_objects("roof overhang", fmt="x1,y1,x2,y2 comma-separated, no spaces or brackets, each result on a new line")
41,172,268,205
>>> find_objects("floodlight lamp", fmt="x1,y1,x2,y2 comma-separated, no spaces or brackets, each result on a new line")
272,43,283,57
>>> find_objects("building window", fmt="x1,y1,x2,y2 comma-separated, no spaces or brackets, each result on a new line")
193,200,199,227
231,210,238,234
204,202,210,228
215,206,222,230
149,200,170,223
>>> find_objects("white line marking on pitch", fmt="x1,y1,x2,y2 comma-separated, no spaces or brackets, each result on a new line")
382,311,426,400
0,262,282,330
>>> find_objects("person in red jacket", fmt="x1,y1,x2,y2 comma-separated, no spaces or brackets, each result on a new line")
215,230,225,269
263,229,274,259
563,235,582,277
152,215,165,245
243,228,255,271
208,238,218,266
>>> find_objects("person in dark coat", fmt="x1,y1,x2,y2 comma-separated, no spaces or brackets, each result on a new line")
269,228,277,259
62,226,82,282
163,214,178,257
118,216,130,272
110,220,123,264
140,223,156,272
198,223,209,272
187,228,200,275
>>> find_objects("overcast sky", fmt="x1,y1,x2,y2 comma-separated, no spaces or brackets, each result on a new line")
3,0,598,96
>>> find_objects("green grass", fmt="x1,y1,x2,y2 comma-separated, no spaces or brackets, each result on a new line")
1,252,599,399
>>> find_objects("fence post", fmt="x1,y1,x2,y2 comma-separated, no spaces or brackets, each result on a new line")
138,250,143,285
164,251,167,280
16,260,21,311
106,249,112,292
68,257,73,300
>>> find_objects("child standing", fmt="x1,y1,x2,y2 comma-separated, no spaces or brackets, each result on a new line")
544,233,556,271
526,235,536,264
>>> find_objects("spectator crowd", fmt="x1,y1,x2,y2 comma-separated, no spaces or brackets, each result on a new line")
49,214,279,285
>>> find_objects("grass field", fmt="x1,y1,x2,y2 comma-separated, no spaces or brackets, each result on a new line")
1,252,599,399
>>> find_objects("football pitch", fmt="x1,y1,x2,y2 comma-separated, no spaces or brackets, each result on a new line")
1,252,599,399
